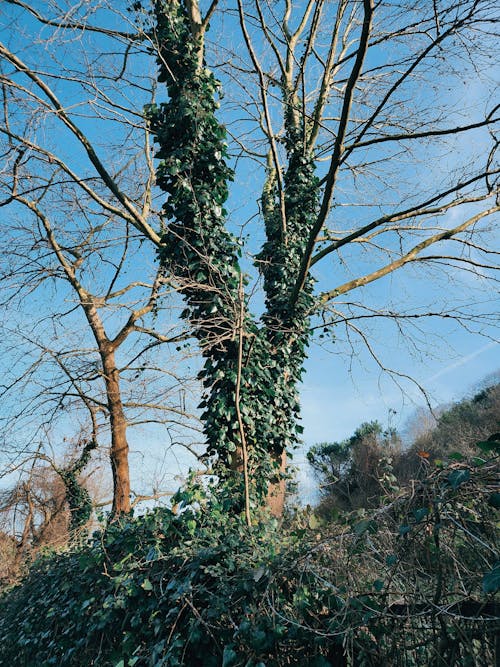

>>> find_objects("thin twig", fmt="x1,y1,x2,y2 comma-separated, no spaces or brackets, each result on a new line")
235,274,251,527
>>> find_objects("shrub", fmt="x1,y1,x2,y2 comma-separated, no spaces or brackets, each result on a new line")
1,446,498,666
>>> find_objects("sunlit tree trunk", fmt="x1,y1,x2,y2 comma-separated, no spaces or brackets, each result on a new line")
101,346,131,516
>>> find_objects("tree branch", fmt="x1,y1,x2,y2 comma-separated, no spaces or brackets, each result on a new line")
290,0,374,304
320,205,499,303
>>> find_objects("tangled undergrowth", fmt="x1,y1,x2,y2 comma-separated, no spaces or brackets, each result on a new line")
0,445,498,666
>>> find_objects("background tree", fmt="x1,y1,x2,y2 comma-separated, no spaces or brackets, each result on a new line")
0,449,93,584
0,4,199,515
309,377,500,516
0,178,200,515
397,378,500,478
0,230,198,517
308,421,401,514
0,530,17,587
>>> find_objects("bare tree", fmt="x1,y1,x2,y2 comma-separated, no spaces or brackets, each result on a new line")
0,3,200,515
0,213,198,515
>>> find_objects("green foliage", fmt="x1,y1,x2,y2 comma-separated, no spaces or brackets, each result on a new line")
482,562,500,594
311,384,500,517
147,0,321,506
411,382,500,460
308,422,385,482
146,1,250,493
308,421,401,513
59,468,92,534
1,452,498,666
0,503,337,666
58,439,96,535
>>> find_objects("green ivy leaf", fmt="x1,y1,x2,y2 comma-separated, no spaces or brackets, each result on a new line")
146,547,160,562
471,457,487,467
354,519,377,536
222,646,238,667
413,507,429,523
482,562,500,594
487,492,500,509
446,469,470,489
309,657,332,667
476,439,500,455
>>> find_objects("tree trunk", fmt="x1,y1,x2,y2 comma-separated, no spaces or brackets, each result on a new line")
149,1,316,518
267,450,287,517
101,348,131,516
15,482,34,566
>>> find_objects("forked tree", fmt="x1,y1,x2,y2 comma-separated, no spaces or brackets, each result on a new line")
0,0,498,519
147,0,498,517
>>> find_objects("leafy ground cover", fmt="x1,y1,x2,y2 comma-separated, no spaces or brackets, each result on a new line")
1,444,498,666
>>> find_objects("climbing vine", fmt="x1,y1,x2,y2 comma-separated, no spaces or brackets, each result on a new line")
148,0,320,513
57,439,96,535
258,124,319,463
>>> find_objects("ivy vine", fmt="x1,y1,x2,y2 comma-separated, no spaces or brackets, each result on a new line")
57,439,96,535
148,0,320,510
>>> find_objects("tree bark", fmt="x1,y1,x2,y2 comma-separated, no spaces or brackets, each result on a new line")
267,450,287,517
101,347,131,515
15,483,35,566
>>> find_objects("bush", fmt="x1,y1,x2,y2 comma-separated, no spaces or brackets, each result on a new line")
307,421,401,514
399,382,500,480
1,446,499,666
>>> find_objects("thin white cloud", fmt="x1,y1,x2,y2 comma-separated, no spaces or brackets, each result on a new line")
426,341,497,383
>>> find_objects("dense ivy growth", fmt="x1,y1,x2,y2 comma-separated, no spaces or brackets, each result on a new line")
1,446,498,666
58,439,96,535
146,0,320,508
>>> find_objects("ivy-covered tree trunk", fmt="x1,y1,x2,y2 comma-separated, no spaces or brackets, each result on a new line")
58,439,96,536
257,136,319,514
149,0,318,516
